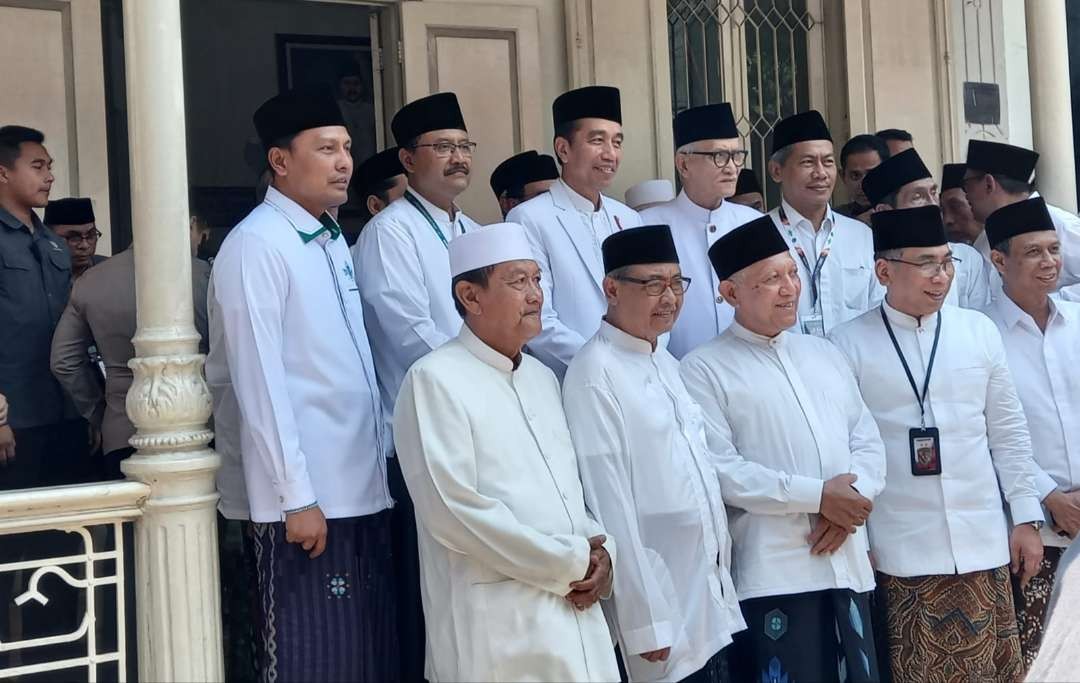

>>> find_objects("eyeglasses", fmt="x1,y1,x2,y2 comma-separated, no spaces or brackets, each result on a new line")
615,275,692,296
63,229,102,245
884,257,962,277
680,149,748,168
412,141,478,158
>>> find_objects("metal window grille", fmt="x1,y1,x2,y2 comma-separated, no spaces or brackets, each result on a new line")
668,0,822,207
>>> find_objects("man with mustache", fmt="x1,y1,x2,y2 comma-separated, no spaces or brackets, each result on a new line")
354,91,481,682
983,197,1080,669
44,197,107,280
208,89,396,682
680,216,885,683
640,103,763,358
861,148,989,310
393,222,619,682
829,205,1045,683
563,225,745,682
766,111,883,337
508,85,642,378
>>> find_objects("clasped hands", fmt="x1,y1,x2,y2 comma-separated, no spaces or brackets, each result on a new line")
564,534,611,612
808,473,872,556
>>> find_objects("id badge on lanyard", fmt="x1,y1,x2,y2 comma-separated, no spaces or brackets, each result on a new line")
880,307,944,476
779,205,833,337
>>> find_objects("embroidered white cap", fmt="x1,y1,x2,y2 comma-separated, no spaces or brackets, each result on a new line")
449,222,535,277
624,179,675,210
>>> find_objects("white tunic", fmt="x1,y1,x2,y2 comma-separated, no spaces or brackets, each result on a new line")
768,199,884,335
640,192,763,358
680,322,885,601
353,190,479,442
207,186,392,522
393,324,620,683
829,302,1043,577
563,321,745,682
508,178,642,377
987,295,1080,549
946,241,991,310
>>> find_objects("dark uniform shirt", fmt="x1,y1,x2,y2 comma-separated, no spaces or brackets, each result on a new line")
0,206,74,429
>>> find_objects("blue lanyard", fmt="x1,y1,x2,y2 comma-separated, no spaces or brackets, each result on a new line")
404,191,465,248
778,205,834,308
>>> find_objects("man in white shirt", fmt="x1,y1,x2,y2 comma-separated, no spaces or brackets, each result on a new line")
764,111,883,337
963,139,1080,292
490,150,559,218
508,85,642,378
563,225,745,682
681,216,886,683
352,90,481,682
393,223,619,682
207,89,396,682
861,148,989,309
982,196,1080,669
640,103,762,358
829,205,1045,683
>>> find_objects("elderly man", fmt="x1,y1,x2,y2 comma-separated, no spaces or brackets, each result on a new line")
353,92,482,681
208,89,396,681
393,223,619,682
490,150,559,218
861,148,989,309
44,197,107,280
981,197,1080,669
563,225,744,682
681,216,885,683
829,205,1045,683
508,85,642,378
640,103,762,358
729,168,765,212
963,140,1080,291
766,111,882,337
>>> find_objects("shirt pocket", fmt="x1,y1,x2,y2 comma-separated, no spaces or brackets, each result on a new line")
840,264,875,309
0,248,37,300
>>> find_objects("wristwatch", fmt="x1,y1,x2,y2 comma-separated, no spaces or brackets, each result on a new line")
1028,520,1045,532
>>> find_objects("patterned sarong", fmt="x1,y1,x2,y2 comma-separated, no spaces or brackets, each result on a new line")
880,566,1022,683
1012,546,1065,672
250,511,398,683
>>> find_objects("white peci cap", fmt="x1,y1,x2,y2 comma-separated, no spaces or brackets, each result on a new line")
624,179,675,210
449,222,535,277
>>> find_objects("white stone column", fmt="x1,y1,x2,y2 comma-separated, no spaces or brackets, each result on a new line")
118,0,224,680
1025,0,1078,213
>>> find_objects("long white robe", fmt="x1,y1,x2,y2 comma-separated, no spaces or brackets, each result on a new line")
393,323,620,683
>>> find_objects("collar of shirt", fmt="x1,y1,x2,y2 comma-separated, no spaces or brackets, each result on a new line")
555,177,603,215
995,291,1069,331
779,196,835,238
409,187,458,224
674,189,727,223
598,319,655,355
459,322,521,373
729,319,787,347
0,206,46,234
263,186,328,241
882,297,940,331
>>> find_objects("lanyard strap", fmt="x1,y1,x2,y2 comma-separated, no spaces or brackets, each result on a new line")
778,205,834,308
879,306,942,428
405,191,466,248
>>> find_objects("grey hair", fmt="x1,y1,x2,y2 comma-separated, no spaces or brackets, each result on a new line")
873,248,903,261
675,142,696,155
769,144,794,166
605,265,634,279
992,238,1012,255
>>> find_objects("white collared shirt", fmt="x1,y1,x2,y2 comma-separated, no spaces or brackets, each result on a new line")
393,323,618,682
563,321,744,682
769,198,884,335
508,178,642,377
352,190,481,448
680,322,885,600
987,294,1080,548
640,191,763,358
829,301,1043,577
207,186,392,522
